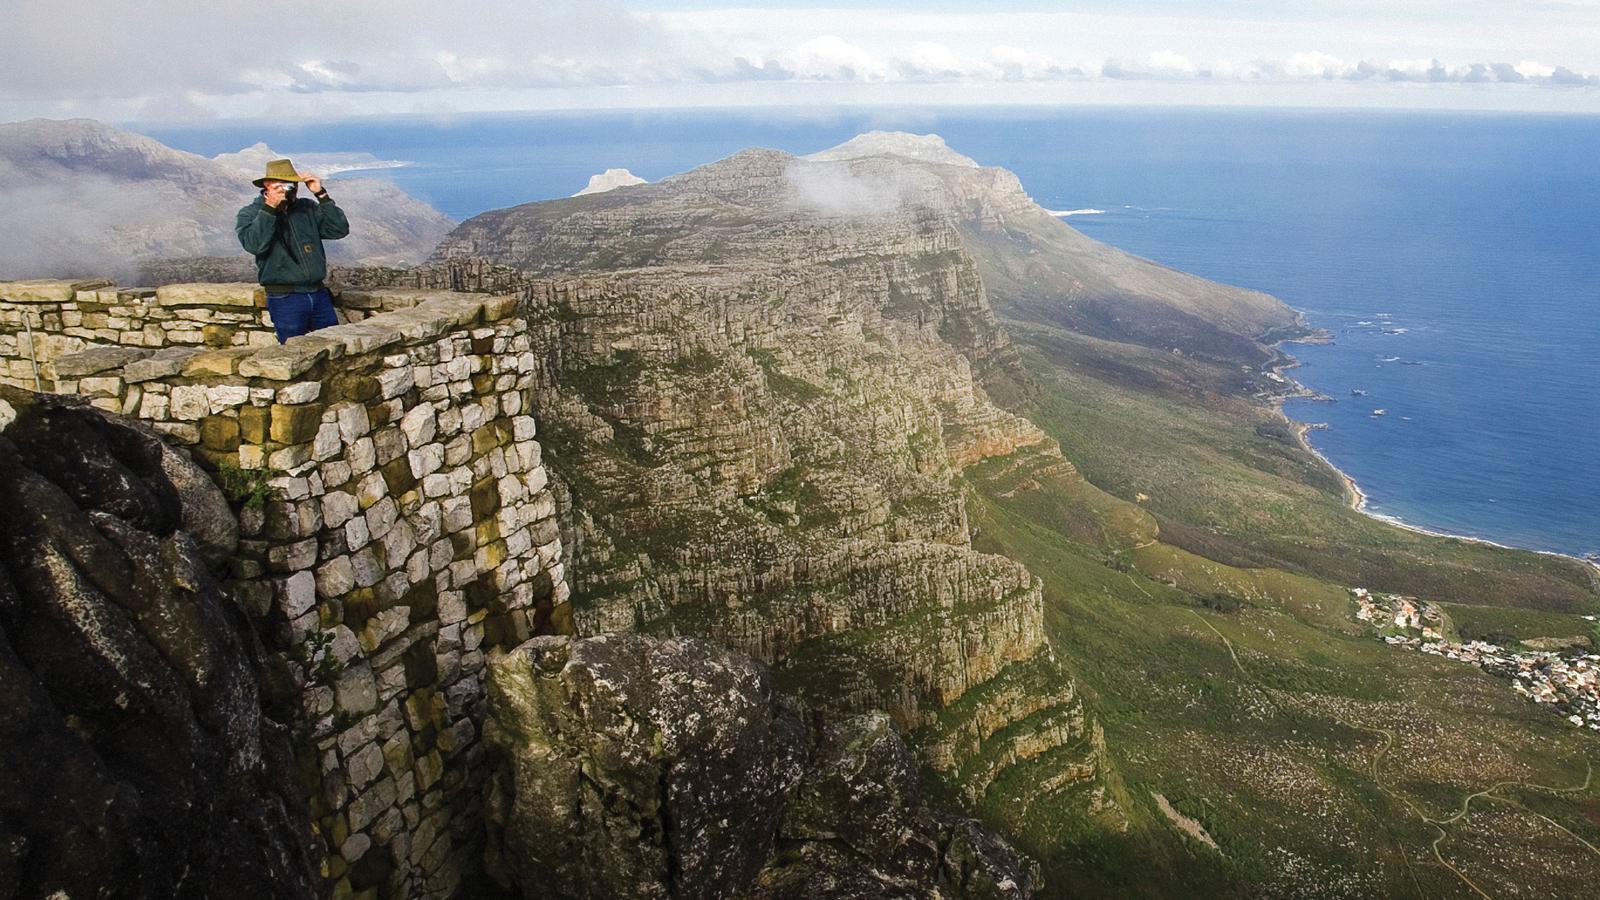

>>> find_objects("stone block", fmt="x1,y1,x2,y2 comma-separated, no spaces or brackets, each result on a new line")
268,537,319,573
348,437,377,474
382,735,416,777
419,297,484,327
373,427,407,466
238,404,270,443
317,555,357,598
351,546,385,589
201,324,237,348
314,422,343,461
336,403,371,444
283,570,317,617
206,384,251,412
182,348,250,377
1,278,112,303
360,607,410,653
407,444,444,480
270,402,327,444
386,308,459,342
168,385,210,421
268,443,313,471
346,776,397,833
150,419,200,441
238,344,329,380
377,366,414,400
335,663,379,717
77,376,123,398
200,415,241,452
316,321,404,355
347,742,386,792
355,471,389,510
480,295,518,321
398,404,437,446
155,282,264,308
278,381,322,404
341,832,373,864
322,489,359,529
337,288,435,311
49,345,151,378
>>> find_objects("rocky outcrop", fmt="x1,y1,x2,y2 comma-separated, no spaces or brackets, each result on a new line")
574,168,647,196
483,633,1038,900
0,387,321,899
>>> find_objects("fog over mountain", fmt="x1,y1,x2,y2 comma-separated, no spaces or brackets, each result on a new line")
0,119,453,280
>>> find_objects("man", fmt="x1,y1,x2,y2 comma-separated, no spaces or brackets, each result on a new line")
235,158,350,343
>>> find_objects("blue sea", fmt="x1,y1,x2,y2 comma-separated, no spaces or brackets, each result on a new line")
143,108,1600,558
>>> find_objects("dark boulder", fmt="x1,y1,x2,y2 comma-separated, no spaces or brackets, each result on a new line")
483,634,1038,900
0,387,322,900
756,713,1040,900
483,633,810,900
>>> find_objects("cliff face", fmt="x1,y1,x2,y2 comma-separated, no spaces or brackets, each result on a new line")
427,141,1119,832
0,387,321,899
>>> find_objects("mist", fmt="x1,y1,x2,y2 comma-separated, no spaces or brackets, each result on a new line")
783,159,932,219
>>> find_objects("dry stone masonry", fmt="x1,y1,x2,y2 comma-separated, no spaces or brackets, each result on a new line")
8,279,572,900
0,280,284,388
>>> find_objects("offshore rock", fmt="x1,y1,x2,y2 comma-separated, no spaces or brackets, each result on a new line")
0,386,321,900
483,635,1038,900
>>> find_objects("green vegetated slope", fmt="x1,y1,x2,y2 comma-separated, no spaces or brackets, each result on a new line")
433,133,1600,897
948,320,1600,897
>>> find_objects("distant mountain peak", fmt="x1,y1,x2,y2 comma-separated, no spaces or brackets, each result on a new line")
806,132,980,168
574,168,647,196
0,117,449,278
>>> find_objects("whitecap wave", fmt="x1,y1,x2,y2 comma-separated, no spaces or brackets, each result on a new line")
1045,208,1106,217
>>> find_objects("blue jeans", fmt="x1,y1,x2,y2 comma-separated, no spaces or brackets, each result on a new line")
266,288,337,343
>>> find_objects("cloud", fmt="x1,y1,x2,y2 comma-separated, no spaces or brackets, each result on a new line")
4,1,1600,120
784,158,931,218
776,36,893,82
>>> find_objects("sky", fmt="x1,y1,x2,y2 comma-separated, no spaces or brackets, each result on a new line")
7,1,1600,122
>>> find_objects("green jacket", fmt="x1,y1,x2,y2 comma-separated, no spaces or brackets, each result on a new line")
235,193,350,292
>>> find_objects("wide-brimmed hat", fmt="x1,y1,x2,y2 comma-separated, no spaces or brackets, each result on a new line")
252,158,305,187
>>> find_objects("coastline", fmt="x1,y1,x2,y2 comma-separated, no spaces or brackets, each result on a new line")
1270,341,1600,575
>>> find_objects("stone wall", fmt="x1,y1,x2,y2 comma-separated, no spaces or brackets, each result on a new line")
0,278,442,392
36,284,572,900
0,279,285,388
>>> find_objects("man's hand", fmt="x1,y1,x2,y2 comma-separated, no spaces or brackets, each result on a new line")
301,173,323,194
263,180,291,208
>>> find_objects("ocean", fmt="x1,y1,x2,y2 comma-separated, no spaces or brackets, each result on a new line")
143,107,1600,558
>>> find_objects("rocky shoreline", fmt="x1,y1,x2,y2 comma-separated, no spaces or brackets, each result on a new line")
1271,338,1600,574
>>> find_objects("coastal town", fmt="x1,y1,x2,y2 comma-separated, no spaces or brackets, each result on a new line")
1354,588,1600,730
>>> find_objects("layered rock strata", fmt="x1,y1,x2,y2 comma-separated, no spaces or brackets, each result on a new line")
483,633,1039,900
0,387,322,899
390,137,1115,830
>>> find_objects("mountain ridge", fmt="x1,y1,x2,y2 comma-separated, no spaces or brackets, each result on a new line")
410,130,1600,897
0,118,454,279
